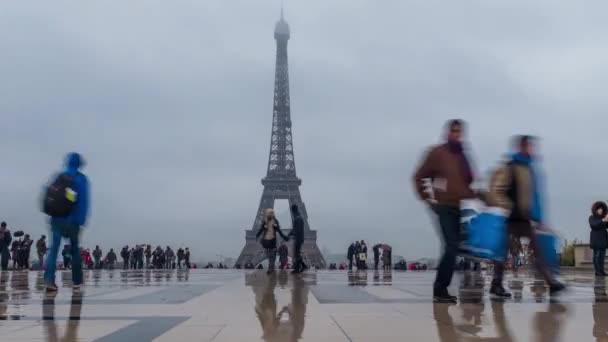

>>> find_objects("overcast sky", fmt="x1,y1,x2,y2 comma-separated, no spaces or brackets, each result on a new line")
1,1,606,261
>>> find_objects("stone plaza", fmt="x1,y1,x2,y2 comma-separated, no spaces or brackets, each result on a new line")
0,269,606,341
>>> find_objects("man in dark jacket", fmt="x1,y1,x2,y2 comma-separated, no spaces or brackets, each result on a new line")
289,204,307,274
121,246,129,270
0,222,12,270
414,120,476,303
21,234,33,270
184,248,191,269
145,245,152,269
590,201,608,276
347,243,355,270
44,153,90,292
177,248,185,269
372,244,381,270
36,235,47,270
93,245,102,269
106,248,117,269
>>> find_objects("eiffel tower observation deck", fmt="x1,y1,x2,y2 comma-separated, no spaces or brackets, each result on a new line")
235,10,326,269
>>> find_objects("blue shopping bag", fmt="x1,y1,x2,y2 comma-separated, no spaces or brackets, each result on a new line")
536,230,559,274
462,207,509,261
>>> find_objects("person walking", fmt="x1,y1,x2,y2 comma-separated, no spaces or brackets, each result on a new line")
256,208,289,274
93,246,102,270
165,247,174,269
36,235,47,270
373,244,381,270
184,248,191,269
121,246,129,270
145,245,152,269
0,223,12,271
177,248,184,269
106,248,117,270
11,238,21,270
43,152,90,292
359,240,368,270
413,119,476,303
21,234,33,270
487,135,565,297
590,201,608,276
289,204,307,274
347,243,355,271
62,245,72,269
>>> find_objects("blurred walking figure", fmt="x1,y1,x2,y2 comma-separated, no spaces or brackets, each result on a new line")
106,248,117,270
62,245,71,269
177,248,185,269
413,119,476,303
145,245,152,269
184,248,191,269
382,245,392,271
487,136,565,296
43,153,90,292
589,201,608,277
20,234,33,269
0,223,11,271
256,208,289,274
36,235,47,270
373,244,382,270
289,204,307,274
121,246,129,270
93,245,102,269
359,240,368,270
347,243,355,270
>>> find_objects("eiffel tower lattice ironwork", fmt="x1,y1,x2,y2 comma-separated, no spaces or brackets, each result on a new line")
235,11,326,269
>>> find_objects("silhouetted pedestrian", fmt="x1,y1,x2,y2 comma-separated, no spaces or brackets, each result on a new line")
289,204,307,274
0,223,11,270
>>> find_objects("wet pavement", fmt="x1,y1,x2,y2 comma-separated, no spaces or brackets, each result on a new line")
0,269,606,341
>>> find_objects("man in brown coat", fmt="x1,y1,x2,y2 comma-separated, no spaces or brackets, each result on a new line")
413,119,475,303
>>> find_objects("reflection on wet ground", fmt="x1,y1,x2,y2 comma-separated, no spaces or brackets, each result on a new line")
0,269,607,340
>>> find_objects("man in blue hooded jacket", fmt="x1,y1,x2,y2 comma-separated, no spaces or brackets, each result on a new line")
44,153,90,292
486,136,565,297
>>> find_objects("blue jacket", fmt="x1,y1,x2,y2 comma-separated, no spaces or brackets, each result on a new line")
511,152,544,222
51,153,90,227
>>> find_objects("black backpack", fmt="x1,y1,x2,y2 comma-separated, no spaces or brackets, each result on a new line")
42,173,76,217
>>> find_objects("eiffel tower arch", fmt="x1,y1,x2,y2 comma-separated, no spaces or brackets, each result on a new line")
236,11,326,269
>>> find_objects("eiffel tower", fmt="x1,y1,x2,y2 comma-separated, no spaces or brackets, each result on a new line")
235,10,326,269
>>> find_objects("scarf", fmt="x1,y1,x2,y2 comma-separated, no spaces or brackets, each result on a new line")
447,141,473,185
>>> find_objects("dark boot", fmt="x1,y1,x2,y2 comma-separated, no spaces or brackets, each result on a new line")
490,284,512,298
549,282,566,296
433,288,457,303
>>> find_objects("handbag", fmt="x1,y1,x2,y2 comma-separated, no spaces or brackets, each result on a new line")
535,230,559,274
460,199,509,261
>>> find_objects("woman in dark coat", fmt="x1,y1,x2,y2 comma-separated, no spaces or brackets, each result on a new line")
590,201,608,276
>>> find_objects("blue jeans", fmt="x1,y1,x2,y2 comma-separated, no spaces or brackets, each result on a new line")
44,222,83,285
432,205,461,290
593,248,606,275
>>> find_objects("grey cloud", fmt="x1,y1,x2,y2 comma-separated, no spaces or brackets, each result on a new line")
1,1,607,261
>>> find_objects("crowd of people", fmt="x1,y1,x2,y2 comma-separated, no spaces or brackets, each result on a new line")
0,225,195,273
346,241,392,271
